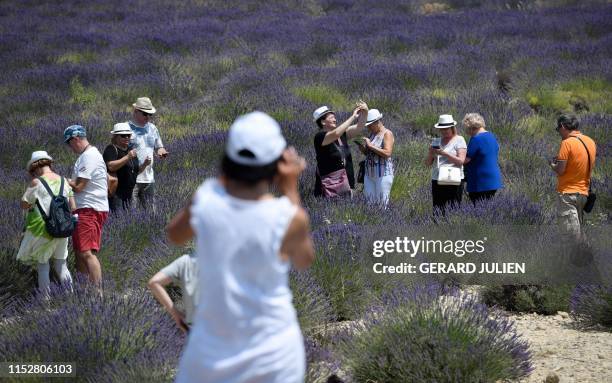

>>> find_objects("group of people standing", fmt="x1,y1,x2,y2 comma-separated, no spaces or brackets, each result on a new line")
15,94,596,382
313,102,504,214
17,97,167,289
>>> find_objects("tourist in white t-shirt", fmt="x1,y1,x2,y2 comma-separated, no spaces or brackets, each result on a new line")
64,125,109,285
166,111,315,383
128,97,168,212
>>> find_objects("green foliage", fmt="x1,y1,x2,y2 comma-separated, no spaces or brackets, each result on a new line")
482,285,573,315
56,51,97,65
526,78,612,114
292,84,351,110
69,76,97,107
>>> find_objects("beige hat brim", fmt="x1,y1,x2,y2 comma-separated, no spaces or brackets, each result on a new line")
133,104,156,114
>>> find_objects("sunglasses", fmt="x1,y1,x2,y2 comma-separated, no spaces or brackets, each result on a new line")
119,134,131,138
140,110,152,117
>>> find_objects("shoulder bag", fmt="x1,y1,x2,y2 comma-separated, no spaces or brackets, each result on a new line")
319,139,351,197
574,136,596,213
436,153,461,186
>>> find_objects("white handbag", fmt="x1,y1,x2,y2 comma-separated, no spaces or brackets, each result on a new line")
436,156,462,186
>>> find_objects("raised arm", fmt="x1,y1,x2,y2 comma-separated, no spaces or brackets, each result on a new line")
321,101,368,146
166,197,195,245
280,208,315,270
345,101,368,140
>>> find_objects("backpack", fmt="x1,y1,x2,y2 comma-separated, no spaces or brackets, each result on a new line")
36,177,75,238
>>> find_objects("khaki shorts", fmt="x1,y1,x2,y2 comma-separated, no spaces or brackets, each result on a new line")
557,193,587,238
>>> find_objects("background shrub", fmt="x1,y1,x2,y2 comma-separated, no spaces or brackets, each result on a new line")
482,285,573,315
570,285,612,328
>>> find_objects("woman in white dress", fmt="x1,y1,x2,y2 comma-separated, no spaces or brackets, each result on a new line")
166,112,315,383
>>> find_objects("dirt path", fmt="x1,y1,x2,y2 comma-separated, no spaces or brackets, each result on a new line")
512,312,612,383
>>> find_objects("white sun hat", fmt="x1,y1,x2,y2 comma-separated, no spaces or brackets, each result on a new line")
434,114,457,128
110,122,133,135
226,111,287,166
313,106,335,122
133,97,156,114
366,109,383,126
26,150,53,171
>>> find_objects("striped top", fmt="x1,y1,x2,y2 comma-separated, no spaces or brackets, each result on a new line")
366,130,394,178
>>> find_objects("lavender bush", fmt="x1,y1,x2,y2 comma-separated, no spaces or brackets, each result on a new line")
0,281,183,382
339,284,533,382
570,284,612,328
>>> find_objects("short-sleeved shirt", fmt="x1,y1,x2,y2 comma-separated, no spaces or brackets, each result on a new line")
432,135,467,180
129,121,164,184
103,144,139,199
22,175,73,239
160,254,199,325
557,132,596,195
72,146,109,212
465,131,503,193
314,131,355,195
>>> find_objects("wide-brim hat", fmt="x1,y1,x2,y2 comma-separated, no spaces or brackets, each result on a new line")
133,97,156,114
434,114,457,128
110,122,133,135
313,106,335,122
27,150,53,171
366,109,383,126
226,111,287,166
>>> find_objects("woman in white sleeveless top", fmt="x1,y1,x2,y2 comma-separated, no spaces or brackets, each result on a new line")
166,112,315,383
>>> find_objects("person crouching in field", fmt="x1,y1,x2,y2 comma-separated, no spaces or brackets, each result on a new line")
64,125,109,286
17,151,74,292
167,111,315,383
148,254,198,333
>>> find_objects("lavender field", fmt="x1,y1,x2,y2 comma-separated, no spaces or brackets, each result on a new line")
0,0,610,382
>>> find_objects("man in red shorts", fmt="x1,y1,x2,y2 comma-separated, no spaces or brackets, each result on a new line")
64,125,109,285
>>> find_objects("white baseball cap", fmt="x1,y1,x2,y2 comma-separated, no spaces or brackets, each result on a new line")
226,111,287,166
313,106,335,122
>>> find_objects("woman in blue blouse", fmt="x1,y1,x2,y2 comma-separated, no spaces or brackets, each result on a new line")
462,113,503,204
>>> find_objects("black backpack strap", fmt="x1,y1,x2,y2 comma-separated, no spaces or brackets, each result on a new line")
35,176,59,220
37,176,56,198
574,136,593,188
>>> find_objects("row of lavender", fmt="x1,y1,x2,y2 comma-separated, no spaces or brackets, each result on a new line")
1,1,610,381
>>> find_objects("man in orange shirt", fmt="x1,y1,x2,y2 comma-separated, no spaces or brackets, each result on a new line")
550,113,596,239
